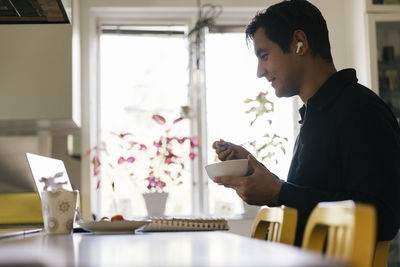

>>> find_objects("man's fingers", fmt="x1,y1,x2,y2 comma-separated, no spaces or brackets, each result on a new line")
212,141,218,149
215,147,228,154
247,154,265,173
213,176,242,187
248,154,260,166
225,150,235,160
218,147,233,161
213,139,229,150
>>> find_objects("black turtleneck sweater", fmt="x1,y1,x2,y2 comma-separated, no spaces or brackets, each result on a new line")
277,69,400,246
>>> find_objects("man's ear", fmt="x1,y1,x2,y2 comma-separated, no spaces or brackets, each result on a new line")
292,29,308,55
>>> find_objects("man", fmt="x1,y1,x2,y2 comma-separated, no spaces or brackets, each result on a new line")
212,0,400,246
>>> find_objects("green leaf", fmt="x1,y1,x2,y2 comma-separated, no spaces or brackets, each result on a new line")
258,143,268,151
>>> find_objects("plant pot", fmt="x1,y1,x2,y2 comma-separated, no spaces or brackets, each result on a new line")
142,192,168,217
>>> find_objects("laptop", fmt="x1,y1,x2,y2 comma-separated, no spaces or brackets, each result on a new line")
25,152,73,195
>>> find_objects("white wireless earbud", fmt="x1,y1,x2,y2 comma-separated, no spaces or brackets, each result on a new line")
296,42,303,54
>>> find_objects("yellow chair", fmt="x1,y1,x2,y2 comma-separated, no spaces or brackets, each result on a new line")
0,192,43,225
251,205,298,245
301,200,376,267
373,241,390,267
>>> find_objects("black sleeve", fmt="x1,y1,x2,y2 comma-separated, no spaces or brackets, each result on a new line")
279,101,400,242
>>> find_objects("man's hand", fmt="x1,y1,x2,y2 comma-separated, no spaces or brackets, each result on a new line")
212,154,283,206
212,139,251,161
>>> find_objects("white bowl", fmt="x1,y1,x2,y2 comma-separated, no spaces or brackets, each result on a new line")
205,159,249,179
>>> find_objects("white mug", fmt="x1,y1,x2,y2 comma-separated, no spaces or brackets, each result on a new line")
40,190,78,234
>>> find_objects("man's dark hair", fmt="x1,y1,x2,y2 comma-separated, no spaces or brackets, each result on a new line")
245,0,333,63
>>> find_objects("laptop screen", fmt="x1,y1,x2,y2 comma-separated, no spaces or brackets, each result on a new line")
25,152,73,196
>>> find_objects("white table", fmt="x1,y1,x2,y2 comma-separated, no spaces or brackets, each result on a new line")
0,231,346,266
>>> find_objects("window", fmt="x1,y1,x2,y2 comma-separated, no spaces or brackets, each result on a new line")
98,27,192,217
95,24,296,219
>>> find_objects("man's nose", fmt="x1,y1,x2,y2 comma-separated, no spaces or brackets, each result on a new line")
256,60,265,78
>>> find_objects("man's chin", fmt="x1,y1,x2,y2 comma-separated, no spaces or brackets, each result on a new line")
274,89,293,98
274,89,284,98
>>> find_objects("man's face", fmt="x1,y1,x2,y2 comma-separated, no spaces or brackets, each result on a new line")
253,27,300,98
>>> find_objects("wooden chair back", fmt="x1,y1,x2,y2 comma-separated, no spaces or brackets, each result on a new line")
302,200,376,267
373,241,390,267
251,205,298,245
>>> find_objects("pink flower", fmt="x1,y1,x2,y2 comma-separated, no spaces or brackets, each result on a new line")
129,142,147,151
177,137,187,144
189,152,196,160
92,155,100,167
119,133,132,138
152,114,166,125
118,156,135,164
190,137,199,148
157,180,166,190
146,176,156,186
154,140,163,148
164,149,178,164
92,155,101,176
112,132,132,139
139,144,147,150
173,117,183,124
94,167,100,176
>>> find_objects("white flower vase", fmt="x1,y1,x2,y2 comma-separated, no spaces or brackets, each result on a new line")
142,192,168,217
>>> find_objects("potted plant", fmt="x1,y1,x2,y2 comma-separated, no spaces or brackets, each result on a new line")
88,114,198,217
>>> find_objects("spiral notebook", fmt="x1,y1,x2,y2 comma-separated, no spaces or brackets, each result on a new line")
139,217,229,232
